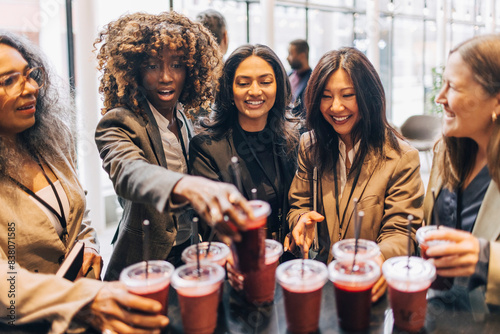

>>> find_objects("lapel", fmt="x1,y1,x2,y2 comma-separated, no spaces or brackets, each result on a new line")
143,101,168,168
338,150,378,240
472,181,500,241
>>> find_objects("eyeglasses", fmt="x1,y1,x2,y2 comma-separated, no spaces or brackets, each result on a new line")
0,67,46,97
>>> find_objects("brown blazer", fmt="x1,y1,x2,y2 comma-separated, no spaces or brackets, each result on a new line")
288,132,425,263
423,142,500,306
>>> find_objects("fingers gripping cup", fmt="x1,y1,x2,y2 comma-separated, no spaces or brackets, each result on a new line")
383,256,436,332
328,259,380,331
416,225,455,290
243,239,283,305
171,262,225,334
182,242,231,267
119,260,174,315
332,238,380,261
231,200,270,273
276,259,328,334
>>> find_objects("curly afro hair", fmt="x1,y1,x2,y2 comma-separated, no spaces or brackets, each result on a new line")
95,11,223,119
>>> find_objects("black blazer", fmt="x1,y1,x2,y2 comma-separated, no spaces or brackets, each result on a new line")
189,128,297,241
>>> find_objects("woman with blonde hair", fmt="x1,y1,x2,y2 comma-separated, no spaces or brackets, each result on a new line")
423,34,500,307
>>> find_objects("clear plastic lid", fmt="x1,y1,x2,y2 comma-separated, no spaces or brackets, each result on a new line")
332,239,380,261
181,242,230,266
245,200,271,229
416,225,454,244
119,260,174,288
382,256,436,289
276,259,328,293
264,239,283,264
171,262,225,295
328,259,380,286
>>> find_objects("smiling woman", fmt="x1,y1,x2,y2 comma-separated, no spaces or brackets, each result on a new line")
287,47,425,303
189,44,300,243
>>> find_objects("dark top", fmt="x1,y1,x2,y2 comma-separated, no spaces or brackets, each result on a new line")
189,124,298,242
435,165,491,232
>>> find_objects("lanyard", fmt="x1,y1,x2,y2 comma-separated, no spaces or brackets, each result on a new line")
8,157,67,237
333,156,363,241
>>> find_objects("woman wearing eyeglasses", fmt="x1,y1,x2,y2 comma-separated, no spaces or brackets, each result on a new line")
0,31,169,334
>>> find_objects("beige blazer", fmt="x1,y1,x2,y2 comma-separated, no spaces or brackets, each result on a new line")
288,132,425,264
423,143,500,306
0,128,102,332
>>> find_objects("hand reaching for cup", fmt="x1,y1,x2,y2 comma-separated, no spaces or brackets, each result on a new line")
172,175,253,243
291,211,325,259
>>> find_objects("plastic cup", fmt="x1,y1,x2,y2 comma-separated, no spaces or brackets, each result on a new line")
276,259,328,334
119,260,174,315
231,200,270,274
171,262,225,334
332,238,380,261
328,259,380,331
243,239,283,305
416,225,455,290
182,242,230,267
383,256,436,332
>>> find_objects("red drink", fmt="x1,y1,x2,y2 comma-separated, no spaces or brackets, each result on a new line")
277,259,328,334
177,288,220,334
282,287,322,333
171,262,225,334
242,239,283,305
231,200,270,273
417,226,455,290
333,282,372,331
120,260,174,316
383,256,436,333
328,259,380,332
388,284,428,332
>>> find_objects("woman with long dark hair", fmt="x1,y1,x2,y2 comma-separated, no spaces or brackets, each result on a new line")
288,47,424,302
189,44,300,242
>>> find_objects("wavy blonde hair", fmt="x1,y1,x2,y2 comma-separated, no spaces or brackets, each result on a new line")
94,11,223,118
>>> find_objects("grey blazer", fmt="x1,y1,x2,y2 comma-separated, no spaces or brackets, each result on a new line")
95,102,191,280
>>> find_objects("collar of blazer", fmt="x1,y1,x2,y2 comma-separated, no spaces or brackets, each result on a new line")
143,100,169,168
322,148,379,242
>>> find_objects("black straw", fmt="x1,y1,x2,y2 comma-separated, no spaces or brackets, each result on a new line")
251,188,257,200
192,217,200,277
407,214,414,272
231,156,244,193
142,220,150,280
312,167,319,251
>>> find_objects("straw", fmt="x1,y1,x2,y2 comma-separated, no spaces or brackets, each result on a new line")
407,214,414,272
192,217,201,277
312,167,319,251
251,188,257,200
351,198,360,273
431,188,440,229
231,156,244,193
142,220,150,280
352,211,364,273
205,227,216,259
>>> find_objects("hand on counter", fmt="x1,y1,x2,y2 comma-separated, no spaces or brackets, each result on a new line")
172,176,253,243
291,211,325,259
81,282,169,334
424,228,480,277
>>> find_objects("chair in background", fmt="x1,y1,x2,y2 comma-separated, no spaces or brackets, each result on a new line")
400,114,442,170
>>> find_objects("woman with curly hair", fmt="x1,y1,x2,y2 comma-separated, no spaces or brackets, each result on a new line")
0,31,170,334
288,47,424,302
189,44,300,242
95,12,251,281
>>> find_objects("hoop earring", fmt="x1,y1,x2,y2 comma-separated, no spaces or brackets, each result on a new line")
493,112,498,123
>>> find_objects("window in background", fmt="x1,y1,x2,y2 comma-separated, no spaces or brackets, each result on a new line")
274,4,306,71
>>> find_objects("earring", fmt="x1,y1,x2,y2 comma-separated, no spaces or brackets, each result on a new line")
493,112,498,123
